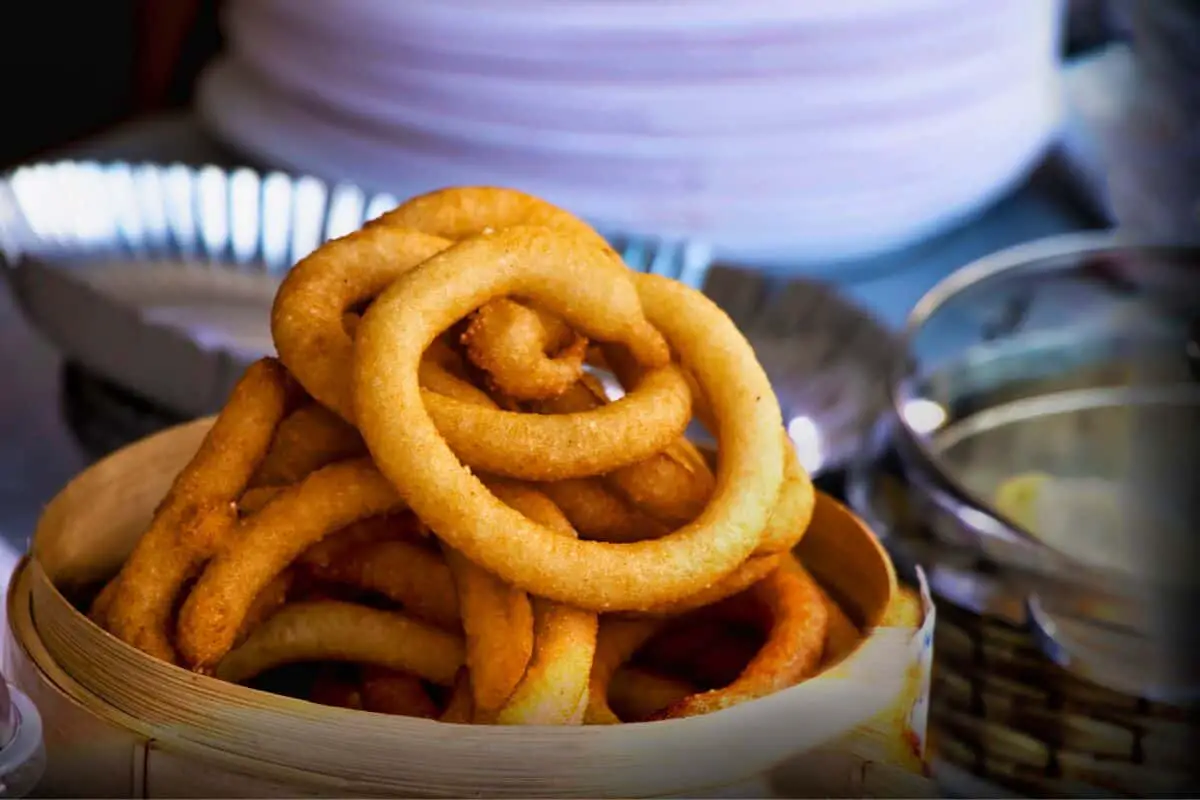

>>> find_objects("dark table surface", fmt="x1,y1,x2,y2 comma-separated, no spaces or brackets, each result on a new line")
0,112,1101,552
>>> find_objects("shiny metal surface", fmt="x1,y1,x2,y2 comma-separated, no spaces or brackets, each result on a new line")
0,160,719,420
0,159,899,476
744,277,901,476
879,233,1200,700
0,161,403,417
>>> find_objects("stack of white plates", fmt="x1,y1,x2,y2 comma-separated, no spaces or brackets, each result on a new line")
199,0,1066,267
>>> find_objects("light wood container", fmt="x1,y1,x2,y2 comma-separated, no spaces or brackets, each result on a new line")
6,419,936,798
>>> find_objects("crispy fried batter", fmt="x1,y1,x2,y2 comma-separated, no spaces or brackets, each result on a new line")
106,358,298,663
177,459,406,669
462,298,588,401
216,601,464,686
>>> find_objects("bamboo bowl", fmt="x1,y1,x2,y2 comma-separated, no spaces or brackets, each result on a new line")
10,419,932,798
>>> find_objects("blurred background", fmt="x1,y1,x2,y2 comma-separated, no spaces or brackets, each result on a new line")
2,1,1198,796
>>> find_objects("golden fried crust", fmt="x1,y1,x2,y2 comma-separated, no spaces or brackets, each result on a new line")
215,601,464,685
462,298,588,402
651,557,829,720
353,250,781,611
105,358,298,663
176,459,406,669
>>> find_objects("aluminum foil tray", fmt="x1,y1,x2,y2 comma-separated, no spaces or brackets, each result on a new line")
0,161,401,417
0,161,901,479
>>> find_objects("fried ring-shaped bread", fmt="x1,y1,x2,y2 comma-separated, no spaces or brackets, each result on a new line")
176,459,406,669
370,186,612,249
651,557,828,720
462,298,588,401
440,541,534,715
105,358,298,662
533,375,715,526
419,363,670,545
585,618,665,725
237,485,283,517
235,570,295,646
420,362,668,548
353,235,784,611
373,184,610,403
309,538,460,631
423,363,690,481
539,478,668,543
249,402,366,488
273,223,689,481
295,513,423,571
881,585,924,629
754,438,816,555
272,225,451,422
640,553,786,617
491,482,598,726
87,575,119,627
215,601,463,685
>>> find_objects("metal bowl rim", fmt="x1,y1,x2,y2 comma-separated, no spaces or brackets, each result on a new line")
889,231,1200,561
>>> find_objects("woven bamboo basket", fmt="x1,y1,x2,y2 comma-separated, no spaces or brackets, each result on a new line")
930,593,1195,797
5,418,936,798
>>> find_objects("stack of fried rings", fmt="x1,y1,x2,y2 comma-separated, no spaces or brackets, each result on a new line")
89,186,865,725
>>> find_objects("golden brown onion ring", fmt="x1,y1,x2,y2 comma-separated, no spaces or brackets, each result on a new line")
639,553,786,617
539,478,668,543
422,363,690,481
271,225,451,422
882,585,924,628
105,358,298,663
462,298,588,401
235,570,295,646
651,557,828,719
273,223,688,481
215,601,463,685
374,186,607,404
309,538,460,631
533,374,714,526
237,485,283,517
176,459,406,669
370,186,613,250
87,575,118,628
249,402,366,488
585,618,665,725
491,482,598,726
353,235,783,611
440,542,534,716
754,438,816,555
295,513,423,571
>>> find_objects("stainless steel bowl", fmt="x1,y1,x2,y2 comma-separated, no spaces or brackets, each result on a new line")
876,233,1200,702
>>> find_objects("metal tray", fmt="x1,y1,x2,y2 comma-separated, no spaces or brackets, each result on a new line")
0,161,400,418
1,160,901,477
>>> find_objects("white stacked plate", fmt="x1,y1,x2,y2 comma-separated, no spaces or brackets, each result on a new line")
199,0,1067,268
